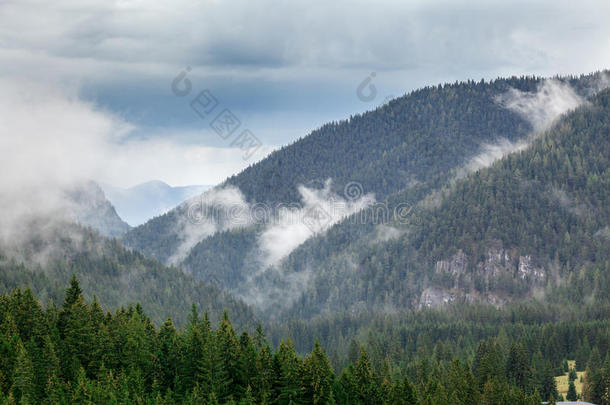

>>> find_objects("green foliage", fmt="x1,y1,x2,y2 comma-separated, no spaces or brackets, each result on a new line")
278,86,610,321
566,379,577,401
2,74,609,404
122,74,556,268
134,76,610,329
3,280,604,404
0,223,256,328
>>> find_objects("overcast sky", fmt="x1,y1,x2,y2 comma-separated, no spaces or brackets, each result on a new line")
1,0,609,187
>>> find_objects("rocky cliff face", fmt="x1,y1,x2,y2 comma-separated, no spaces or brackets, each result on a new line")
435,249,468,276
421,244,546,308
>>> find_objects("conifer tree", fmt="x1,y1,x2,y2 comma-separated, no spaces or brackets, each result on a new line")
538,360,558,401
448,359,479,405
11,343,35,404
57,276,95,382
566,379,577,401
236,332,257,397
506,343,533,393
389,375,419,405
353,347,381,405
157,318,179,393
213,311,239,401
274,339,303,405
239,385,256,405
302,340,334,405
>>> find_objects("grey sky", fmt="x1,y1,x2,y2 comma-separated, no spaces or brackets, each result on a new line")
0,0,608,187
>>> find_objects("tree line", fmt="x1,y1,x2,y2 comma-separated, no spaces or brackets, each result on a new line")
2,277,609,404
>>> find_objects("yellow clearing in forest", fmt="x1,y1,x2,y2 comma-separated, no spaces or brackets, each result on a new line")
555,360,585,399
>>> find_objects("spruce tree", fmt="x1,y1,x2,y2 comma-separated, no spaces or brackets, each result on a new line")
274,339,303,405
11,343,35,404
157,318,179,393
389,375,419,405
566,379,577,401
214,311,239,401
353,347,381,405
302,340,334,405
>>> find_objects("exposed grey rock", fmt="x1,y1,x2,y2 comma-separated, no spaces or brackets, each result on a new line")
518,255,545,282
419,288,456,309
433,244,546,300
435,249,468,276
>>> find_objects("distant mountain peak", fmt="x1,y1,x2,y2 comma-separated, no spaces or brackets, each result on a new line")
65,181,131,238
132,180,171,190
100,181,211,226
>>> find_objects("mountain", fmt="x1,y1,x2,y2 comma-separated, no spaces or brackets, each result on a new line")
2,74,609,404
100,180,211,226
122,72,608,321
0,216,256,327
280,87,610,320
122,75,539,263
65,181,131,237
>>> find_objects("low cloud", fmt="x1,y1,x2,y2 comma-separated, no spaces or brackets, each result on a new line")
495,79,585,132
239,266,315,314
231,180,375,312
459,78,597,178
258,180,375,267
0,78,270,246
465,138,530,174
173,180,375,311
373,225,405,243
168,186,253,265
0,78,128,245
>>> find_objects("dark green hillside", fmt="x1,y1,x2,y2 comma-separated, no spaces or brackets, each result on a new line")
225,70,602,206
123,74,552,263
283,88,610,320
181,226,260,289
119,73,608,322
121,208,187,263
0,221,256,327
225,77,537,205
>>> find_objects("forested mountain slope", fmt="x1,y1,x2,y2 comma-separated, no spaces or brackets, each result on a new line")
122,72,608,320
282,87,610,320
123,75,541,263
0,219,255,327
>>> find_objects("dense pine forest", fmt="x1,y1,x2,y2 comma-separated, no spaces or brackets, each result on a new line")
122,74,541,264
1,279,609,404
162,79,610,323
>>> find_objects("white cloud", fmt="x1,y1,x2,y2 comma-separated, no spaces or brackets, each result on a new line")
258,180,375,267
1,0,608,108
0,78,266,187
459,79,595,178
495,79,587,132
168,185,253,264
0,78,272,244
464,138,530,174
374,225,405,243
97,137,273,188
2,0,609,72
1,0,608,158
